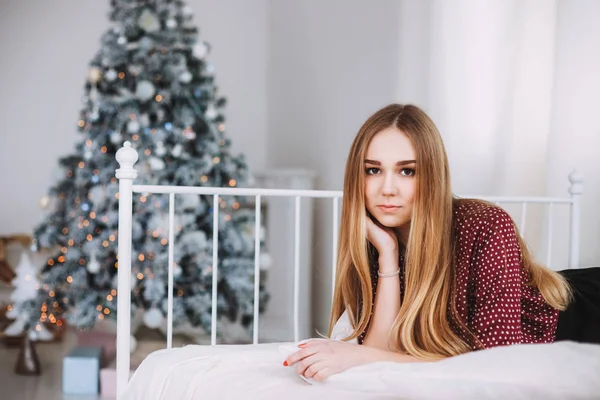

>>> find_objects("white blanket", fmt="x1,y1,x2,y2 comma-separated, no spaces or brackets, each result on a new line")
122,338,600,399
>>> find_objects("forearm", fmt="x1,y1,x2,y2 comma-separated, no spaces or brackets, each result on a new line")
362,253,400,350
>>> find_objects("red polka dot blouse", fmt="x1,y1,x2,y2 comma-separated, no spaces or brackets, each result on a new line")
359,199,559,349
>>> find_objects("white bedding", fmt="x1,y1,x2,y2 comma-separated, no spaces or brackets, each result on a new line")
122,339,600,399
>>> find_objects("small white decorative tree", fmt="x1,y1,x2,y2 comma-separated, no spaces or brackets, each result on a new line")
5,252,53,341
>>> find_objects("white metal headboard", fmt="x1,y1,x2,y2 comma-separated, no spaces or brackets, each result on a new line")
114,142,583,398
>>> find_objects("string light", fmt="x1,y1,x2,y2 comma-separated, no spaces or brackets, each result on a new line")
155,94,163,102
213,157,220,164
103,308,110,315
86,234,93,241
201,175,208,183
160,238,168,245
233,202,240,210
90,211,96,219
118,72,125,79
138,254,145,261
86,139,92,146
224,214,231,222
83,220,89,227
218,124,225,132
140,195,147,202
102,240,109,247
101,146,107,153
57,256,65,263
98,314,105,320
111,289,117,296
137,273,144,280
48,259,55,266
79,259,85,265
229,179,236,187
78,120,85,127
115,192,120,199
78,162,85,168
49,291,55,297
106,295,113,301
144,149,151,156
62,227,69,234
61,247,68,253
66,276,73,283
132,134,139,141
68,239,74,246
109,235,115,242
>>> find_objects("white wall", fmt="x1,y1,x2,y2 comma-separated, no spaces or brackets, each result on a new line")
267,0,400,336
547,0,600,268
0,0,268,235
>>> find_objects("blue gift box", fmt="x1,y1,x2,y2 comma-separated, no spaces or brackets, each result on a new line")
62,346,102,395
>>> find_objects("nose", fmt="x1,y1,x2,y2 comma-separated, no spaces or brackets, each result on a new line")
381,173,398,196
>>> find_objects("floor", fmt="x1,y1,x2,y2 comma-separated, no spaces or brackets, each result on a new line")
0,330,113,400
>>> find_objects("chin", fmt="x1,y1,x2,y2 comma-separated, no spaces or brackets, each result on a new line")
374,214,405,228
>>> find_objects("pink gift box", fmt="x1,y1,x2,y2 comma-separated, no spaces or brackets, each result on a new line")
100,367,135,398
76,330,116,367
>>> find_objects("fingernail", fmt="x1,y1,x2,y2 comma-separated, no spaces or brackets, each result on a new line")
298,343,306,348
283,361,288,366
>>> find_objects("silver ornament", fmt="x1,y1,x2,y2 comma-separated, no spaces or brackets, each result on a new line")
166,19,177,29
105,69,118,82
117,36,127,45
179,71,192,83
110,131,123,145
138,9,160,33
135,80,156,102
127,120,140,133
193,43,208,59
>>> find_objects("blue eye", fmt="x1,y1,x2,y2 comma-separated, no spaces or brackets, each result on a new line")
400,168,415,177
365,167,380,175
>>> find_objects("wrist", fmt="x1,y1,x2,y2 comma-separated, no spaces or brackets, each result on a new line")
378,252,399,273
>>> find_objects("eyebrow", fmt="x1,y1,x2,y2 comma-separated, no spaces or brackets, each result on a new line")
364,159,416,166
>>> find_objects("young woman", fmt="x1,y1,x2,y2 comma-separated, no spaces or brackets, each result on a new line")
283,103,599,381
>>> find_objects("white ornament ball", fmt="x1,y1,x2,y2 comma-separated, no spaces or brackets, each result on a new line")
205,105,218,120
143,308,163,329
105,69,118,82
173,265,182,278
110,131,123,145
179,71,192,84
166,18,177,29
182,5,193,16
148,157,166,171
138,9,160,33
155,142,166,156
171,144,183,158
139,113,150,127
127,120,140,133
192,42,209,59
39,195,50,209
136,81,156,102
130,335,138,354
89,67,102,84
87,254,100,274
117,36,127,45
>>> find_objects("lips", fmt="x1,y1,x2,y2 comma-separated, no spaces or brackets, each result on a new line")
377,205,401,211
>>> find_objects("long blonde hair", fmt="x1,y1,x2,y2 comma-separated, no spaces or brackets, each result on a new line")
328,104,571,360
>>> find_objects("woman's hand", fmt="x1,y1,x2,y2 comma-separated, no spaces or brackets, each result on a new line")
366,213,398,255
283,340,371,381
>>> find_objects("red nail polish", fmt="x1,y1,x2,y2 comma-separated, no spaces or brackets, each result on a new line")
298,343,306,348
283,361,288,366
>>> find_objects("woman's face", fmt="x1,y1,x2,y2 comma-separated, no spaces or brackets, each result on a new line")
364,127,416,238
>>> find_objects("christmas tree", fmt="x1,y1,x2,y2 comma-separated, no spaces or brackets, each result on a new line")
21,0,268,340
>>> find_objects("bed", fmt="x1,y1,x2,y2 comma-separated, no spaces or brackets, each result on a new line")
114,142,599,399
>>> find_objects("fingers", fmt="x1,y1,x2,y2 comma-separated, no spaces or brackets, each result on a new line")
284,345,319,367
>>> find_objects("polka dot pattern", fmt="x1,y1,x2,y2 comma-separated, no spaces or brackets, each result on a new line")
357,199,559,350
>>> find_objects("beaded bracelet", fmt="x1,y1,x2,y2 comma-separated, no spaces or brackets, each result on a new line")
378,269,400,278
